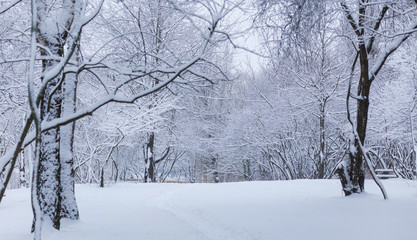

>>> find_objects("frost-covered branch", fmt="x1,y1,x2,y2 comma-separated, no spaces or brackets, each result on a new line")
0,0,22,14
369,19,417,83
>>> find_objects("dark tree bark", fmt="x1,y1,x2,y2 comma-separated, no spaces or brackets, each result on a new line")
243,159,252,181
144,132,156,183
317,102,326,179
0,117,33,203
100,134,124,187
211,157,220,183
345,42,370,194
336,2,371,194
36,43,63,229
32,0,81,229
336,1,379,195
337,1,417,196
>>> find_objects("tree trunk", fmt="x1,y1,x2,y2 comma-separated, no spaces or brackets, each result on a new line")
337,1,417,197
144,132,156,183
243,159,251,181
318,102,326,179
113,160,118,182
347,40,371,193
36,45,63,229
59,66,79,220
19,150,28,188
100,168,105,188
337,42,370,195
211,157,220,183
31,0,82,229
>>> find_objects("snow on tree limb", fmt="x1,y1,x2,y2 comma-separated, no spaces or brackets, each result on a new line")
0,0,235,205
369,19,417,83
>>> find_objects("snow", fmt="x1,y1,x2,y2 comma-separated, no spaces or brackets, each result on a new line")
1,179,417,240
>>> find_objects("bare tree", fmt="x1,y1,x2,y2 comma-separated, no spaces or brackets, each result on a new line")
336,0,417,197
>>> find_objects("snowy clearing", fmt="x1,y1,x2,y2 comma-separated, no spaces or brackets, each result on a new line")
1,179,417,240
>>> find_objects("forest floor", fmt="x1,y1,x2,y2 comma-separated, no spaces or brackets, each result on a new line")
1,179,417,240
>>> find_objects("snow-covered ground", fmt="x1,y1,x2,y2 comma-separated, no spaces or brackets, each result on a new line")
1,179,417,240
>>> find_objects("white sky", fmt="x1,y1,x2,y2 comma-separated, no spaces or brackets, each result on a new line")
227,1,264,74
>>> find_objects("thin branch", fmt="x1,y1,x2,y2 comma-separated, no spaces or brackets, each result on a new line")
0,0,22,14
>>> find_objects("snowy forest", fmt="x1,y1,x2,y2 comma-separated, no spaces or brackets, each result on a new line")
1,0,417,239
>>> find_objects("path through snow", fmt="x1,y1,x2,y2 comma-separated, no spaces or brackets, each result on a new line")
1,179,417,240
